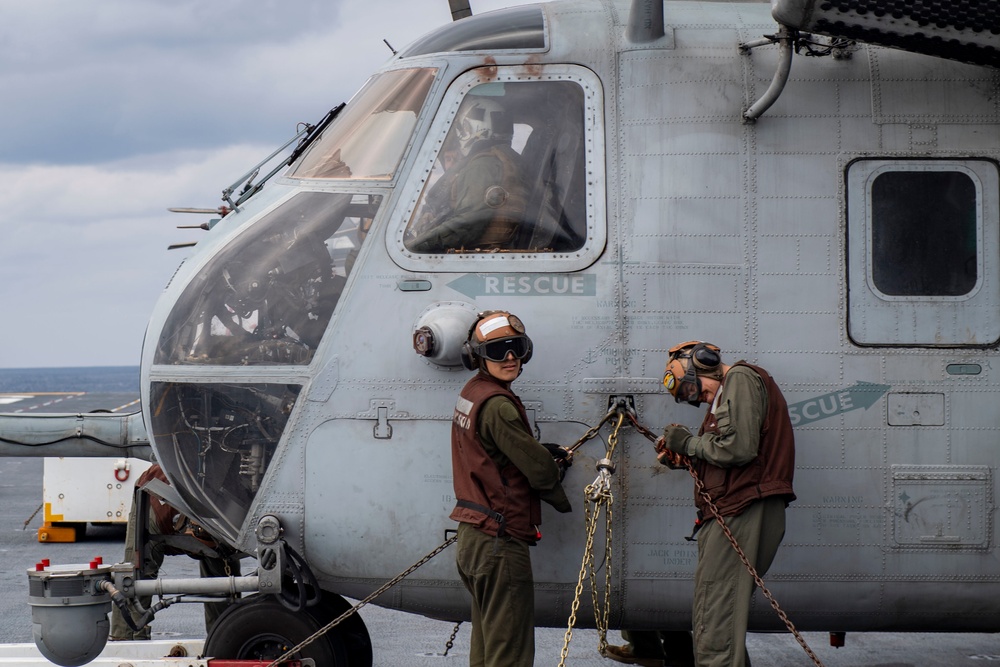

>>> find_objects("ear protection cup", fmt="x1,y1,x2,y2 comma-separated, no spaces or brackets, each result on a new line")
461,341,478,370
690,342,721,372
462,316,482,370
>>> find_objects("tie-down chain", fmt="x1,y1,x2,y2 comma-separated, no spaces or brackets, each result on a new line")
559,398,825,667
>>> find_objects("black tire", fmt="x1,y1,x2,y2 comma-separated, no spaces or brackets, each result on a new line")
307,592,373,667
203,596,347,664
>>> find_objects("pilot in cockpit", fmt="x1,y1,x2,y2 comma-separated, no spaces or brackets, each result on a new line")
406,96,528,253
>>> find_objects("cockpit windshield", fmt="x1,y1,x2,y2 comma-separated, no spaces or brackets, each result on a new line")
150,381,300,541
155,192,381,365
291,68,437,180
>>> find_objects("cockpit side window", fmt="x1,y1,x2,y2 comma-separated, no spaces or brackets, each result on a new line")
290,68,437,180
402,75,590,256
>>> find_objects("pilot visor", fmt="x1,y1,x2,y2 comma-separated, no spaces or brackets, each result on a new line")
479,336,532,363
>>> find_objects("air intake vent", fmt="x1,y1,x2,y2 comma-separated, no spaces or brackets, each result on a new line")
772,0,1000,68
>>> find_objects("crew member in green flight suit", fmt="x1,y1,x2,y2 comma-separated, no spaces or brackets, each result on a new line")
449,310,573,667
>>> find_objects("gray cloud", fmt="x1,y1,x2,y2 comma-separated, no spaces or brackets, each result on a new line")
0,0,534,368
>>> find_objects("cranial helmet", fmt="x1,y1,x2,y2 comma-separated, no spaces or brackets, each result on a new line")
461,310,533,370
455,98,513,156
662,340,722,406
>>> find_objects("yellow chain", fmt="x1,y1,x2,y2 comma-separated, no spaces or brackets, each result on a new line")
559,407,824,667
558,413,624,666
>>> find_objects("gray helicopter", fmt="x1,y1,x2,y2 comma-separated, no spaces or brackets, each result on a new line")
5,0,1000,664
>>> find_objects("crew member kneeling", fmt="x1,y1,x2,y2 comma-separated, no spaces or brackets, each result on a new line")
450,311,573,667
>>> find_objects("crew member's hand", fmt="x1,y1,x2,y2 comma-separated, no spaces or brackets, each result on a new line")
542,443,573,481
657,448,690,469
655,425,692,469
542,442,573,466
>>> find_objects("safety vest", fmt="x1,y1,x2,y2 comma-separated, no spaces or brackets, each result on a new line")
693,362,796,517
136,464,180,535
449,373,542,543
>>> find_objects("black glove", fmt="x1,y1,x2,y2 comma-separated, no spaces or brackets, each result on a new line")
542,442,572,464
542,443,572,481
661,425,692,454
655,426,692,469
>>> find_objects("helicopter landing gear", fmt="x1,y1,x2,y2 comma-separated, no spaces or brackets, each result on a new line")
203,595,351,664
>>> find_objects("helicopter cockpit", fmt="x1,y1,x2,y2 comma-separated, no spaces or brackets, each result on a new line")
147,68,442,539
144,5,605,544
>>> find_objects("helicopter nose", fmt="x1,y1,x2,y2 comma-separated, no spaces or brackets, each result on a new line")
147,191,385,541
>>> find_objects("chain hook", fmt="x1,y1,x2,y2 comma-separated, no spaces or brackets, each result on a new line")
586,458,616,502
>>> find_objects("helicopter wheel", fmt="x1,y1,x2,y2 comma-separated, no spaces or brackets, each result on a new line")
203,595,347,664
307,592,373,667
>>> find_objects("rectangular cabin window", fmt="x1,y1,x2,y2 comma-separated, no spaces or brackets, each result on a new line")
871,171,977,297
847,159,1000,346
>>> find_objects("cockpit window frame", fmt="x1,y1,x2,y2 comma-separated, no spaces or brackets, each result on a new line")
153,189,383,367
288,68,439,183
387,64,606,273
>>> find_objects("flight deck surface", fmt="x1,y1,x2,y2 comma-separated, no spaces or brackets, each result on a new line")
0,395,996,665
0,391,140,415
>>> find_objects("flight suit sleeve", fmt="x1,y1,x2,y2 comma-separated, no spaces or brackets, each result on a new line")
676,366,767,468
480,397,572,513
410,155,504,251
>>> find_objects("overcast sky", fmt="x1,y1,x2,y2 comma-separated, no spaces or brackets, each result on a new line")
0,0,535,369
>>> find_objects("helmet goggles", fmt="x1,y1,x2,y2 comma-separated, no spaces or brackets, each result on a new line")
663,357,701,405
476,336,532,363
662,341,721,406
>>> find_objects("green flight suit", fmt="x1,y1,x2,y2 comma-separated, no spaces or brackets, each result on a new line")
663,365,792,667
456,395,571,667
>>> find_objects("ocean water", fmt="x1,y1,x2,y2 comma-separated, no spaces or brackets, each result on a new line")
0,366,140,393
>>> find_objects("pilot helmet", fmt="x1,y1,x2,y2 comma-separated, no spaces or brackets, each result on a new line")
662,340,722,406
461,310,533,370
455,98,513,156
